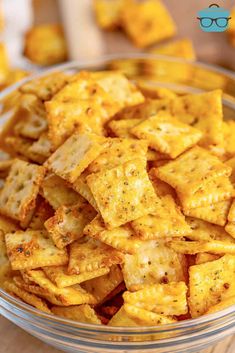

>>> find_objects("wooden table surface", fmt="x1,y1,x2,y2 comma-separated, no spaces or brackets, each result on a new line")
0,315,234,353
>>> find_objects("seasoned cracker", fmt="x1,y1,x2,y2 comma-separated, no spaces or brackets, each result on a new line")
45,74,120,148
183,199,232,226
4,280,51,313
52,304,101,324
68,236,123,274
20,72,68,101
5,136,46,164
228,199,235,222
122,242,186,291
46,133,105,183
131,195,191,240
225,222,235,239
131,112,202,158
13,275,65,306
28,133,52,160
14,94,47,139
23,24,67,66
88,138,148,173
84,215,144,254
150,38,196,60
188,255,235,317
41,173,83,210
5,230,68,270
121,0,176,47
108,119,142,138
223,120,235,157
93,0,125,30
45,202,96,248
81,265,123,304
109,304,175,326
178,175,233,209
0,232,12,287
26,269,96,306
87,158,159,228
157,146,232,194
124,304,176,325
0,159,45,222
72,170,98,210
186,217,232,242
195,253,220,265
171,90,223,148
123,282,188,316
43,265,109,288
28,197,54,230
168,239,235,255
205,296,235,315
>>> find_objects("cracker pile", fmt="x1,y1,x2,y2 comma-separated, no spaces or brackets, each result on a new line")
0,70,235,326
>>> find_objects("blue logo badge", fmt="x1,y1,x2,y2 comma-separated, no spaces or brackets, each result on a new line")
197,3,231,32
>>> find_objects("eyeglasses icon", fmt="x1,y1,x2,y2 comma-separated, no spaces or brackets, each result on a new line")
197,4,231,32
197,17,231,28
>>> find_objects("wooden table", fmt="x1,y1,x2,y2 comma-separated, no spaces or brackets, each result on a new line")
0,315,234,353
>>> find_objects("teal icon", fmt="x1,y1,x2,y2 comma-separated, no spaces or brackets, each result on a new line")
197,4,231,32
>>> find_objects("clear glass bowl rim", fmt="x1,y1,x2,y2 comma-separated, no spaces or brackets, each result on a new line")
0,53,235,342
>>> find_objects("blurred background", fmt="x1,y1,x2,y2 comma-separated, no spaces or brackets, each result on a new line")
0,0,234,90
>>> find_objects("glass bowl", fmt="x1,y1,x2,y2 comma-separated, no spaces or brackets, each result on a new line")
0,55,235,353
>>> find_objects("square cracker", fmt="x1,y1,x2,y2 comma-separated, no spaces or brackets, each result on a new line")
117,304,176,326
72,170,98,210
186,217,233,242
93,0,125,30
122,241,186,291
84,215,145,254
5,230,68,270
41,173,83,210
123,282,188,316
46,133,105,183
87,158,159,228
156,146,232,195
0,159,45,222
223,121,235,157
28,133,52,159
225,222,235,239
87,138,148,173
4,280,51,313
51,304,101,324
228,199,235,222
26,269,96,306
20,72,68,101
178,175,234,210
188,255,235,317
14,94,47,140
88,71,144,109
13,275,66,306
68,236,123,275
45,74,120,149
5,136,46,164
81,265,123,304
45,202,97,249
131,195,191,240
171,90,223,148
121,0,176,48
43,265,109,288
168,239,235,255
131,112,202,158
108,119,142,138
183,199,232,226
150,38,196,60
